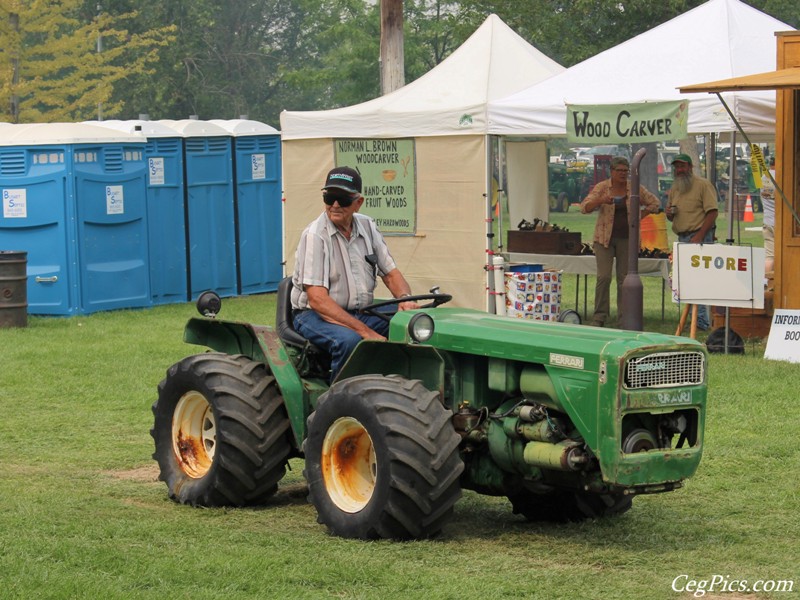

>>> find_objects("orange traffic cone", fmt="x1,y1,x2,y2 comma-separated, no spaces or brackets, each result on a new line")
743,195,754,222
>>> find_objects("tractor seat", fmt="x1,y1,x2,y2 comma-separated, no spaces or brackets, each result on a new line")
275,277,322,352
275,278,331,378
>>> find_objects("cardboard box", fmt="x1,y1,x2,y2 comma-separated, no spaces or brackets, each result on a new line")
507,231,581,255
711,309,772,338
711,289,774,339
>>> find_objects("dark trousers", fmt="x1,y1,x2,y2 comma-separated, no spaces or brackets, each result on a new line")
592,237,629,325
293,309,390,380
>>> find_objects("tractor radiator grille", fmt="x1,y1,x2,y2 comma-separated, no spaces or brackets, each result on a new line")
624,351,705,389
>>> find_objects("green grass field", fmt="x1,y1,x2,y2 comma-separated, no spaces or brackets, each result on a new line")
1,275,798,599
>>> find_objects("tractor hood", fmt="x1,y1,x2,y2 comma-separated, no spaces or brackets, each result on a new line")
388,307,704,363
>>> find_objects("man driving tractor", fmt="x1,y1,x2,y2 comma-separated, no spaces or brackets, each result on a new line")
290,166,419,379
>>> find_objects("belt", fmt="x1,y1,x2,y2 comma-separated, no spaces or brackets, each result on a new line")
291,308,309,317
678,229,699,236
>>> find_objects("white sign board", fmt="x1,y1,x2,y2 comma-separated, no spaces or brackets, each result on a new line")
251,154,266,180
764,310,800,364
106,185,124,215
2,189,27,218
671,243,765,309
148,157,165,185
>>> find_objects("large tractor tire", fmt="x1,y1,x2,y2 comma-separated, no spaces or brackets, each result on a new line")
151,353,292,507
549,191,569,213
508,489,633,523
304,375,463,540
559,191,570,213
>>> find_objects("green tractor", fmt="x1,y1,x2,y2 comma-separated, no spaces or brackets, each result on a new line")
151,279,708,540
548,162,591,212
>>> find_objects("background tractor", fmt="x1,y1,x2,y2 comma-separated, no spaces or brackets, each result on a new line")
548,161,591,212
151,279,708,540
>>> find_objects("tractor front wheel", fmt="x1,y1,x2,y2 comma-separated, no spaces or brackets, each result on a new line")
559,191,570,212
304,375,463,540
151,353,293,507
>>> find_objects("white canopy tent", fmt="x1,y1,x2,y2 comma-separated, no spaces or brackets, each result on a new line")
281,14,563,139
488,0,793,137
280,14,564,310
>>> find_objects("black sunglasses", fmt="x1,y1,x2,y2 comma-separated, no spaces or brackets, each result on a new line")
323,192,357,207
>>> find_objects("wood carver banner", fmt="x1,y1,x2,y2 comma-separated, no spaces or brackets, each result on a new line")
566,101,688,144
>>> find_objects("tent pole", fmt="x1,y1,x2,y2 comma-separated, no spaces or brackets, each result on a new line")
727,130,736,244
485,136,497,314
497,136,505,255
722,130,738,350
708,133,717,190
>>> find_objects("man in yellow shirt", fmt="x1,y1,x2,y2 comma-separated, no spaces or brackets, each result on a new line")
665,154,718,330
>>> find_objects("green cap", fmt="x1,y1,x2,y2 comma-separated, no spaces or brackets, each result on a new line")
672,153,692,165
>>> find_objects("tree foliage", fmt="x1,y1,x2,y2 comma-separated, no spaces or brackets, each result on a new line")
0,0,174,123
2,0,799,125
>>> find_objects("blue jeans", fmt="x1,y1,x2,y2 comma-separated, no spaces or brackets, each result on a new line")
678,227,715,330
293,309,390,380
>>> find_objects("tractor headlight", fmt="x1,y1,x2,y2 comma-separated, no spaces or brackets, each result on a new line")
196,290,222,318
408,313,434,343
557,309,581,324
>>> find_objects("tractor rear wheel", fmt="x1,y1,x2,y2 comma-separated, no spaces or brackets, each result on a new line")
509,489,633,522
151,353,292,507
304,375,463,540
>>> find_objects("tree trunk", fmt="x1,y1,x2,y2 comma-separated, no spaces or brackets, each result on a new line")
10,12,20,123
380,0,404,95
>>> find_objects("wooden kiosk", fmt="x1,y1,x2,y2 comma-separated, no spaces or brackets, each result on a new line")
681,30,800,311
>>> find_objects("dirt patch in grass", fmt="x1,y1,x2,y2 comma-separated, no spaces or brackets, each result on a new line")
104,464,160,482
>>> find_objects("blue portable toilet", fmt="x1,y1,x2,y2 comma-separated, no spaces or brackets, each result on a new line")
88,120,188,305
210,119,282,295
0,123,150,315
160,119,236,299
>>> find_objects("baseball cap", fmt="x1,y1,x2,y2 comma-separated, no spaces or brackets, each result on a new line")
322,166,362,195
671,154,693,166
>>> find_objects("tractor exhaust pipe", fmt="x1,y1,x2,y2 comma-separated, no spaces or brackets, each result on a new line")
621,147,647,331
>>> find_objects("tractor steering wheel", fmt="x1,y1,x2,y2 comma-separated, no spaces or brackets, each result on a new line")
359,293,452,323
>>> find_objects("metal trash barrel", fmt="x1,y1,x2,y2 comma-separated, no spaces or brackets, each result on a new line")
0,251,28,328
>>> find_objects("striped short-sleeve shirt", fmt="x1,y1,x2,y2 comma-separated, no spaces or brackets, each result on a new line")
291,212,398,311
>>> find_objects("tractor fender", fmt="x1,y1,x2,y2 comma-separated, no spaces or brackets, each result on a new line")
182,317,310,447
336,340,448,398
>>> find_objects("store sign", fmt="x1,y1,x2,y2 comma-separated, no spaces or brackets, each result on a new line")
334,138,416,235
566,101,688,144
671,243,765,309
